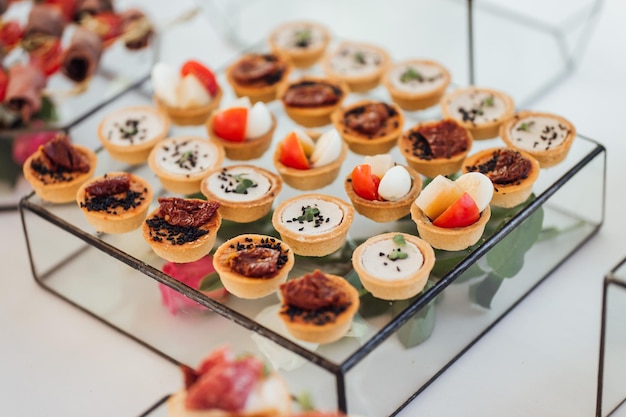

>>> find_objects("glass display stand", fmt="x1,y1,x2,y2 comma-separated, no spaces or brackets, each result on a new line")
597,258,626,417
19,54,606,414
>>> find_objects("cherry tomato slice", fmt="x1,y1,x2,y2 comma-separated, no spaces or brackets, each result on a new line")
29,39,63,77
351,164,380,201
0,69,7,102
279,131,309,170
92,12,122,42
181,60,218,97
432,192,480,228
212,107,247,142
0,21,24,50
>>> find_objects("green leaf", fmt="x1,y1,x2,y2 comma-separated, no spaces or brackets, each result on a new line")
37,96,58,123
392,281,436,348
197,272,224,292
0,138,21,187
359,292,392,318
469,273,504,309
294,391,315,411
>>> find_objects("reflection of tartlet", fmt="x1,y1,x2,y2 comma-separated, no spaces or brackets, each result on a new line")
213,234,294,299
344,163,422,223
399,119,473,178
331,99,404,155
499,110,576,168
440,87,514,140
322,41,390,92
383,59,451,111
77,172,153,234
463,147,540,208
411,203,491,251
200,165,282,223
225,52,292,103
142,197,221,263
148,136,224,195
277,76,349,127
278,270,359,344
268,21,330,68
167,346,291,417
97,105,170,165
272,193,354,257
23,134,97,203
352,232,435,300
206,111,277,161
153,87,223,127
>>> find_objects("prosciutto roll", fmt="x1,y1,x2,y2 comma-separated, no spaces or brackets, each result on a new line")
119,8,153,50
61,26,103,82
73,0,114,21
24,4,65,41
4,63,46,123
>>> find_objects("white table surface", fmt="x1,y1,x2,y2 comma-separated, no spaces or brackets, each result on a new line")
2,0,626,416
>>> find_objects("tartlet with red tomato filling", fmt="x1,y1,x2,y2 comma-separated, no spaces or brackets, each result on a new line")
152,60,223,126
212,234,294,299
344,154,422,223
206,97,277,160
142,197,222,263
273,129,347,190
411,172,493,251
331,99,404,155
463,147,540,208
23,133,97,204
226,52,292,103
277,76,349,127
278,269,359,344
399,119,473,178
167,346,291,417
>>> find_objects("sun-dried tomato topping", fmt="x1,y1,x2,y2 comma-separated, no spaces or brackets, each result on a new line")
40,134,90,173
157,197,219,228
229,247,280,278
280,269,351,310
231,54,285,86
343,102,396,135
407,120,470,160
85,174,130,196
466,148,532,185
282,80,343,108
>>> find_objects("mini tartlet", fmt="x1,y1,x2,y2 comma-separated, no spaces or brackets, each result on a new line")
167,346,291,417
225,52,292,103
352,233,435,300
206,99,277,161
399,119,473,178
278,270,359,344
148,136,225,195
463,147,540,208
273,129,347,190
331,99,404,155
212,234,295,299
142,197,222,263
345,156,422,223
322,40,390,92
272,193,354,257
268,21,330,68
151,60,223,126
97,105,170,165
23,133,97,203
201,165,282,223
277,76,349,127
77,172,153,234
499,110,576,168
440,87,515,140
383,59,451,111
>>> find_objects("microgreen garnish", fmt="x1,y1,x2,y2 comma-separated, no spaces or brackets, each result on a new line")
516,121,535,132
297,206,320,222
234,173,256,194
393,234,407,246
294,29,312,47
388,248,408,261
354,51,366,65
400,67,424,83
175,150,194,166
475,95,495,116
294,391,315,411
